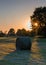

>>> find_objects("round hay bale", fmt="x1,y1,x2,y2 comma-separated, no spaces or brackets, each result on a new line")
16,37,32,50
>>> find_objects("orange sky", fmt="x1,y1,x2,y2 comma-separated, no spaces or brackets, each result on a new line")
0,12,32,33
0,0,46,33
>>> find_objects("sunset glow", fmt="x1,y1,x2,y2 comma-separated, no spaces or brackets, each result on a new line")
25,18,32,31
0,0,46,32
34,23,38,27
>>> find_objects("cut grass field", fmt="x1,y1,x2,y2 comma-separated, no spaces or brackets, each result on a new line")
0,37,16,60
0,37,46,65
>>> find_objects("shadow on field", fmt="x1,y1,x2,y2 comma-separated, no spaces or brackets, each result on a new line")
0,50,31,65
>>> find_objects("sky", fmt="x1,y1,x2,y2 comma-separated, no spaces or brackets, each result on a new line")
0,0,46,33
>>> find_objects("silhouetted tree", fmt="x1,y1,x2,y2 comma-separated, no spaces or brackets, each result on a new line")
31,7,46,36
25,31,32,37
7,28,15,36
21,29,27,36
16,28,33,37
0,31,6,37
16,29,22,36
16,28,28,36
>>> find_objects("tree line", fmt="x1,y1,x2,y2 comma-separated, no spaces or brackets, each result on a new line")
0,28,35,37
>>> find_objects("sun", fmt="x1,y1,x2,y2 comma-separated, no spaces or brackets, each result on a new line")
34,23,38,27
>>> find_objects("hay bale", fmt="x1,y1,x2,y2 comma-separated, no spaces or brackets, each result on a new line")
16,37,32,50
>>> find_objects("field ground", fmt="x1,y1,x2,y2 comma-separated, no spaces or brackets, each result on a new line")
0,37,46,65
